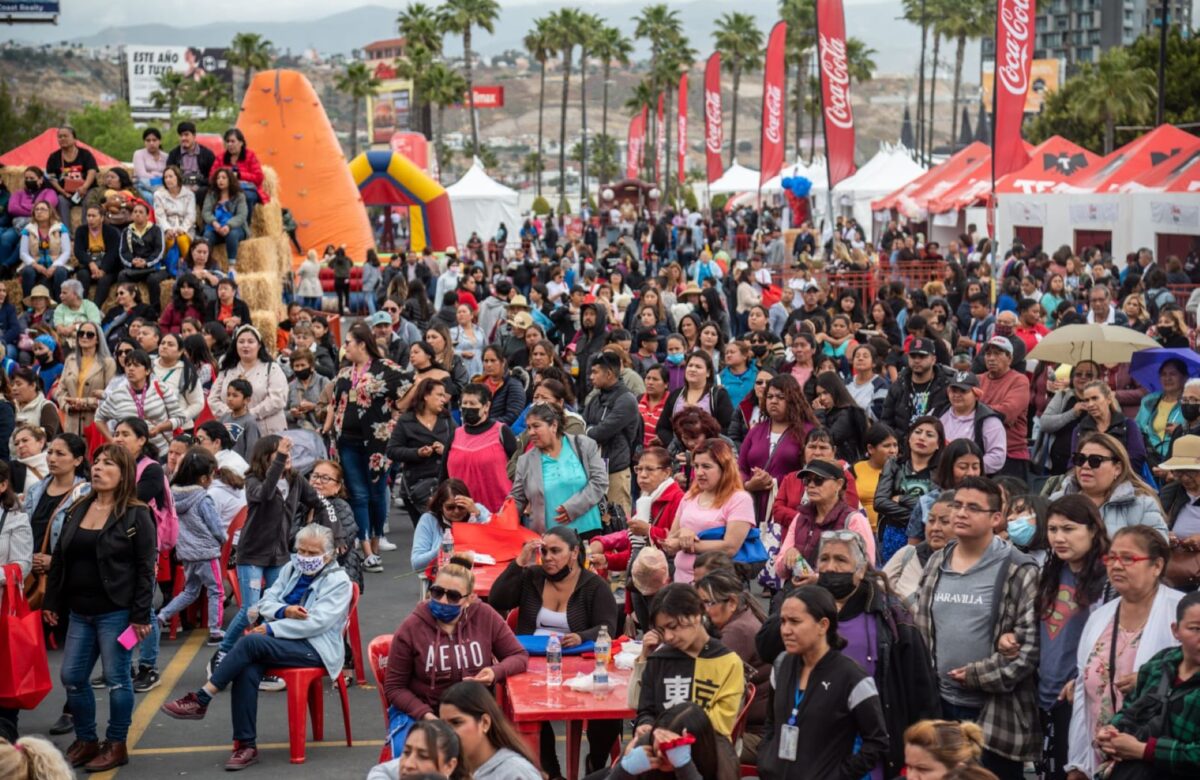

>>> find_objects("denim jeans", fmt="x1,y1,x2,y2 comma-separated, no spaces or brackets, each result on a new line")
61,610,135,743
203,225,246,264
339,439,389,541
21,264,68,299
218,564,284,655
138,608,160,669
211,633,320,743
0,227,19,271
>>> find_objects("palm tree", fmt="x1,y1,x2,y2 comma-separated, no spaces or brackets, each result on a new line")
438,0,500,155
845,38,878,84
547,7,587,208
397,2,445,138
624,78,656,178
779,0,816,162
902,0,930,162
395,45,437,140
150,70,189,116
423,61,469,182
635,4,684,184
591,26,633,152
577,16,604,206
1076,49,1156,153
655,38,696,203
522,151,545,185
926,0,946,162
191,74,231,118
937,0,992,153
713,12,764,165
335,61,382,157
524,18,557,197
228,32,272,99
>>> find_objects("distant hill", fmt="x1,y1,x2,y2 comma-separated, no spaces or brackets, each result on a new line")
13,1,980,78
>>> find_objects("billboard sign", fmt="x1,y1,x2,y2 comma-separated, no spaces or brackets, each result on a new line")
368,78,413,145
0,1,59,19
126,45,232,117
982,57,1060,114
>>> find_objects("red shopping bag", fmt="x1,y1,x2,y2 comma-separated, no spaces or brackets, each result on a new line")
82,421,109,460
0,563,53,710
761,283,782,308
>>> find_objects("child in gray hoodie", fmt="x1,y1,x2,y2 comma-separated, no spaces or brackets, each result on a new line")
158,449,228,645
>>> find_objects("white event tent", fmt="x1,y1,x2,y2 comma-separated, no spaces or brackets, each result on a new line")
709,163,762,195
834,146,927,239
446,158,521,246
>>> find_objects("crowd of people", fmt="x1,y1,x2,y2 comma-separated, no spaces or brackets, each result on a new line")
2,142,1200,780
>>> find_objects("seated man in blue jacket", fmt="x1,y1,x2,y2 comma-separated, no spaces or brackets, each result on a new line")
160,524,353,771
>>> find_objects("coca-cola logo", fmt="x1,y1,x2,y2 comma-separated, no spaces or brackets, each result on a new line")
998,0,1031,96
819,34,853,130
764,84,783,145
678,115,686,157
705,91,722,153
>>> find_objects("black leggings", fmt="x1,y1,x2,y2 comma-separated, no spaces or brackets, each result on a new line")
540,718,621,778
334,278,351,312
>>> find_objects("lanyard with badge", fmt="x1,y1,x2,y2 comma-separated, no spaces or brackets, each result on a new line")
778,684,805,760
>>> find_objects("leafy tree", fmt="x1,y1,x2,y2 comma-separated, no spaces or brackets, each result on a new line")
66,102,144,161
335,61,382,157
0,80,55,154
190,73,232,119
1074,49,1156,153
713,12,764,165
531,194,552,215
438,0,500,154
228,32,272,99
1128,27,1200,128
150,71,189,116
524,18,557,197
572,134,619,182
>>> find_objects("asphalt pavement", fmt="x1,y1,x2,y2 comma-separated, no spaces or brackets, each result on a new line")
20,502,516,780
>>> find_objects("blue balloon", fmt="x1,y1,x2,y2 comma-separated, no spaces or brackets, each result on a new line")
781,176,812,198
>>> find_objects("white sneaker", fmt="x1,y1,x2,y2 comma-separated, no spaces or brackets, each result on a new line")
376,538,397,552
258,675,286,692
364,555,384,573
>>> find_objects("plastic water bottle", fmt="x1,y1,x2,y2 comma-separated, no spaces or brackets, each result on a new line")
440,529,454,567
546,633,563,687
593,626,611,693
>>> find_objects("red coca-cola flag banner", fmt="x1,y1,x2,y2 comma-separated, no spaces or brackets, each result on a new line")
677,72,688,186
656,92,666,184
626,109,645,180
816,0,857,187
703,52,723,184
760,21,787,187
993,0,1034,181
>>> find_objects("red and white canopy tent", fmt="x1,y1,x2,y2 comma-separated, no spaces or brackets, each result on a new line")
990,136,1102,251
0,128,122,167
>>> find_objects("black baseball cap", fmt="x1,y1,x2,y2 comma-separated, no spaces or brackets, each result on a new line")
907,337,936,356
799,459,843,481
948,371,980,390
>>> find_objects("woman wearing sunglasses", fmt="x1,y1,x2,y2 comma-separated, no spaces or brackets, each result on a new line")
1070,380,1149,477
54,322,115,434
773,459,876,580
1063,526,1183,780
1035,360,1102,476
1050,432,1169,540
382,562,528,759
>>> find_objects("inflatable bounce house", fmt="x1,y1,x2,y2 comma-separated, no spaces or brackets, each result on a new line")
349,149,456,253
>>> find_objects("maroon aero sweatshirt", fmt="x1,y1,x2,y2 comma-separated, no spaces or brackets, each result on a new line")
384,600,529,719
978,368,1031,462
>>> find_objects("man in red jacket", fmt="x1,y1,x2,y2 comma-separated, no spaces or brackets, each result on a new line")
978,336,1031,481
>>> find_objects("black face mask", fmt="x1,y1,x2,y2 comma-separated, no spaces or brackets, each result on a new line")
816,570,858,600
545,561,573,582
1158,327,1175,339
1183,403,1200,423
24,180,39,193
751,344,768,357
293,367,312,381
35,353,51,365
461,407,482,426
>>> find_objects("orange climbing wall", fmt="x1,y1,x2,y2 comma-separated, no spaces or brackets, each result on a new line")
237,70,375,264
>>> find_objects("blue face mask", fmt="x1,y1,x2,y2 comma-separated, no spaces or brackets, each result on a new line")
428,599,462,623
294,554,326,576
1007,516,1036,548
666,352,684,365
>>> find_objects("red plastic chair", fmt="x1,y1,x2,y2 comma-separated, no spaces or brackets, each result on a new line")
368,634,393,762
733,683,758,779
264,583,359,764
505,608,519,632
346,597,365,687
169,507,248,640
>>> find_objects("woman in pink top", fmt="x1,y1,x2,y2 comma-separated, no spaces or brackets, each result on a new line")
444,383,517,513
662,438,755,583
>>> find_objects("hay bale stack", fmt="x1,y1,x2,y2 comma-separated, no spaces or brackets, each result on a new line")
0,167,23,195
236,272,282,315
4,278,23,308
251,308,280,356
250,201,283,239
232,237,278,275
210,243,229,272
262,166,279,201
159,278,175,309
273,235,294,278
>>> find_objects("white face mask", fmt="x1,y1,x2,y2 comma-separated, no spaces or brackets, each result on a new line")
294,554,326,576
